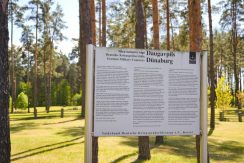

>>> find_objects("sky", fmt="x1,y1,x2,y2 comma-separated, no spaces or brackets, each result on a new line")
11,0,222,56
11,0,79,55
56,0,79,54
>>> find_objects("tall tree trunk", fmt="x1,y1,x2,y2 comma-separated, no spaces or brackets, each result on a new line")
47,40,52,113
166,0,170,50
98,0,101,46
42,3,48,112
136,0,151,160
34,3,39,119
188,0,202,162
240,69,242,92
91,0,96,45
144,2,148,49
79,0,85,117
27,49,30,113
152,0,164,144
10,0,16,113
231,1,240,112
208,0,215,129
220,47,223,78
43,31,48,113
170,20,175,50
44,40,48,113
188,0,202,51
80,0,98,162
152,0,159,49
0,1,11,162
102,0,106,47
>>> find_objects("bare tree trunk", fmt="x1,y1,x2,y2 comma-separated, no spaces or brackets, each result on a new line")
152,0,164,144
44,42,48,113
79,0,85,117
34,2,39,119
98,0,102,46
47,41,52,113
80,0,98,162
27,49,30,113
166,0,170,50
0,1,11,162
102,0,106,47
144,2,148,49
91,0,96,45
170,20,175,50
240,69,242,93
138,136,150,160
188,0,202,51
188,0,202,162
231,2,240,111
10,0,16,113
208,0,215,129
170,21,175,50
219,48,223,78
152,0,159,49
136,0,151,160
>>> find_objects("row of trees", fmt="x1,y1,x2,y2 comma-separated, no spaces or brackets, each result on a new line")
14,79,81,110
7,0,96,120
6,0,244,119
8,44,82,108
1,1,79,160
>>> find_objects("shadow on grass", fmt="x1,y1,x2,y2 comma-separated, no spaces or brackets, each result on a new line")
110,151,152,163
10,110,81,121
56,127,85,137
11,115,59,121
209,140,244,161
109,136,171,163
110,153,137,163
11,122,38,134
11,137,83,162
43,116,82,125
131,158,151,163
113,136,244,162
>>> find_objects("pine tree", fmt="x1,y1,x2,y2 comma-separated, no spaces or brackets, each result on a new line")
208,0,216,130
136,0,151,160
20,25,34,113
166,0,170,50
27,0,42,118
0,0,11,162
102,0,106,46
188,0,202,162
152,0,159,49
9,0,17,113
80,0,98,162
219,0,243,119
152,0,164,145
40,0,54,113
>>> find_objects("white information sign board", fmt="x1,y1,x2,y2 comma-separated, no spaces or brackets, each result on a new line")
94,47,201,136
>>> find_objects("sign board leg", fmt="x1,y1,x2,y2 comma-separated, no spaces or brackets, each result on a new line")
85,44,95,163
200,52,208,163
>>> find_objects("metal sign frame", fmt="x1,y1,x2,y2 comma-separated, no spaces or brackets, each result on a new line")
85,44,208,163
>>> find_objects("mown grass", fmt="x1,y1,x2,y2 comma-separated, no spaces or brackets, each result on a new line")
10,107,244,163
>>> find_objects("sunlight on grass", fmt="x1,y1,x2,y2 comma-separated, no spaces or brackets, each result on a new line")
10,107,244,163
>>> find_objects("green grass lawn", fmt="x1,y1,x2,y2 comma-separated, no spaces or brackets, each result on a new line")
10,107,244,163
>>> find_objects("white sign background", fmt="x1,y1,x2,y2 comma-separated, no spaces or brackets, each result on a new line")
94,47,200,136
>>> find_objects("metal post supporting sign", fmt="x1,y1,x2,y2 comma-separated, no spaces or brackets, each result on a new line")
200,51,208,163
85,44,95,163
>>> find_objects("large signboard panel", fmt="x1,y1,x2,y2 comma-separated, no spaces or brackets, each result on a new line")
94,47,200,136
